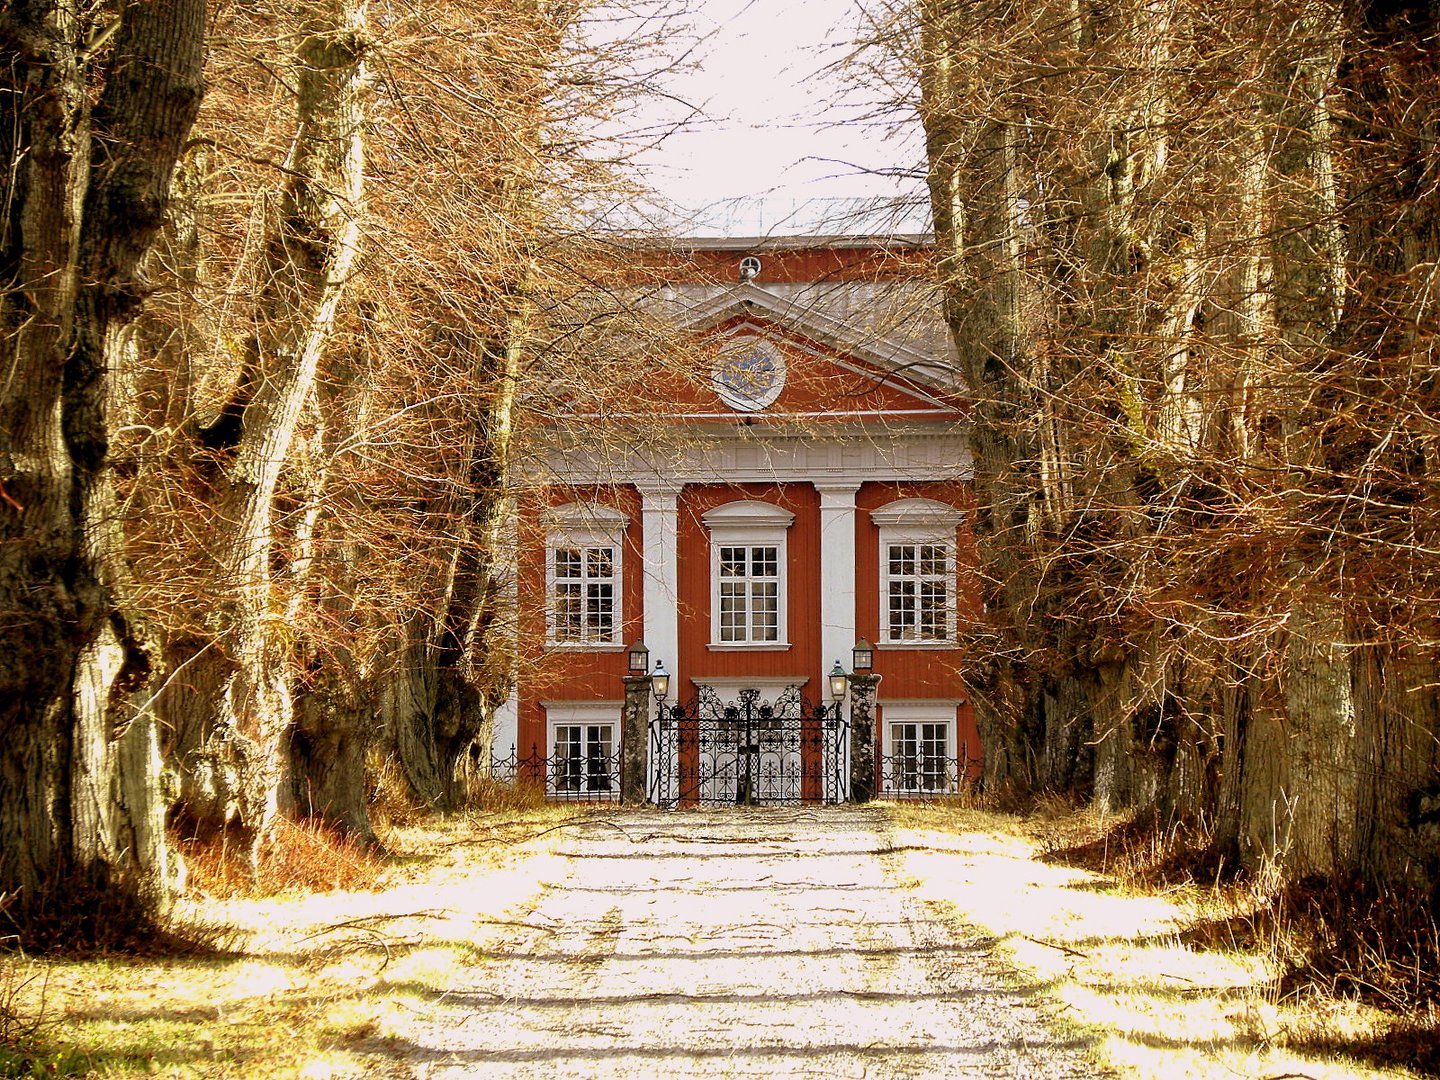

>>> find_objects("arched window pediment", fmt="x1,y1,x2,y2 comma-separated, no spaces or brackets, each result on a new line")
869,498,964,530
701,500,795,530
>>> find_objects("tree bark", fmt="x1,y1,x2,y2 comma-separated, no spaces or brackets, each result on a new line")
286,327,380,843
381,328,523,809
0,0,204,922
168,0,368,855
919,0,1048,795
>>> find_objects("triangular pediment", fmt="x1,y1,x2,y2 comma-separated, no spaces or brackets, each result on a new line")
674,283,965,400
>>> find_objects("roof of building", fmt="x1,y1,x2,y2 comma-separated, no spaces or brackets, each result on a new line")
598,195,933,248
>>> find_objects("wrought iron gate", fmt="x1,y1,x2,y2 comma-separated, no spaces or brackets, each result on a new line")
647,686,848,807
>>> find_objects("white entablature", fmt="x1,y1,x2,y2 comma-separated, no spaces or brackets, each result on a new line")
533,422,973,489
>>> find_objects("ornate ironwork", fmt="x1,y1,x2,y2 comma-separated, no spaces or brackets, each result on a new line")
648,685,848,808
488,743,624,802
877,740,975,799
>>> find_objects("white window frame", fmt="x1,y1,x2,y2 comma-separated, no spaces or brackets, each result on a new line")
542,503,628,649
703,501,794,649
544,703,622,800
872,499,964,647
881,703,960,796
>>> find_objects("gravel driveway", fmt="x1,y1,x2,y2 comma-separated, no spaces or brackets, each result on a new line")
395,806,1099,1078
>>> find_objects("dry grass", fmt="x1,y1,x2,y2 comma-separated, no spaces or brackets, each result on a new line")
0,796,596,1079
884,798,1436,1080
179,819,388,901
1046,808,1440,1072
463,773,549,813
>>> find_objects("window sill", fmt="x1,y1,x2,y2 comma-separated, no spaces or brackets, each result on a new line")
876,640,958,650
706,642,793,652
546,791,621,801
544,642,627,652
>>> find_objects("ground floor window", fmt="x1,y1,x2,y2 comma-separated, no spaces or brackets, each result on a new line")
552,722,618,796
884,719,956,795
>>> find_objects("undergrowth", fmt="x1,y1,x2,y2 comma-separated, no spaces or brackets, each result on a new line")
177,816,387,899
366,748,430,829
465,774,549,812
1044,808,1440,1077
0,875,223,958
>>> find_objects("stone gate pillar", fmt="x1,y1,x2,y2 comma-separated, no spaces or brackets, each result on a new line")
622,674,651,805
848,673,882,803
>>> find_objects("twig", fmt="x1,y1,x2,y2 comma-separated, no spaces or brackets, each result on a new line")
300,909,451,935
490,818,638,846
1022,935,1088,958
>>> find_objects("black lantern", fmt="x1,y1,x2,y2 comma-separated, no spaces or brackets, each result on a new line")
852,638,874,672
829,661,849,702
627,640,650,674
651,660,670,703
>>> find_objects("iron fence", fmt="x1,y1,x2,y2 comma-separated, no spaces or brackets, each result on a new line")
488,743,623,802
878,741,976,799
649,686,848,808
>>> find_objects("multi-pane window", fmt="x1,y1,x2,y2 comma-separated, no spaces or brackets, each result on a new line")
885,542,950,642
542,502,627,649
890,721,951,793
873,499,964,646
718,545,780,643
552,723,616,794
704,500,794,648
551,545,615,644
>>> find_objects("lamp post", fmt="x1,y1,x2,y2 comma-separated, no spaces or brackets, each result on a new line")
627,640,650,675
829,660,849,706
852,638,874,673
847,638,881,803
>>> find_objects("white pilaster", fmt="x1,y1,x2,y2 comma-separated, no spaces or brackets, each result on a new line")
491,690,518,756
817,482,861,689
638,483,683,695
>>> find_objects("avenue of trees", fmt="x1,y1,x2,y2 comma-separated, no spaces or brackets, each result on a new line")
3,0,1438,962
906,0,1440,908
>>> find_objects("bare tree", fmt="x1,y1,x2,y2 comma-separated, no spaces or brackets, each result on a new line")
906,0,1440,899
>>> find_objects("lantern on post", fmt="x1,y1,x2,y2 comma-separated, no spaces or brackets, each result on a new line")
627,640,650,674
852,638,874,673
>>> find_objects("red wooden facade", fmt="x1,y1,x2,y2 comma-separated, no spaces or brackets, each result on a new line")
503,237,978,801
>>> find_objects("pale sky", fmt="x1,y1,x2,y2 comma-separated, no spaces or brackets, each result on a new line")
612,0,925,225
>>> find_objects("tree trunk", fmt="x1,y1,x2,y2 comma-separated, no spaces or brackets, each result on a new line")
286,337,380,843
1334,0,1440,895
1257,2,1351,878
374,0,570,809
169,0,368,855
381,330,523,809
0,0,204,925
919,2,1052,795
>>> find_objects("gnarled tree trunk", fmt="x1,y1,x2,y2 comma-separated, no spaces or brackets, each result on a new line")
165,0,368,856
0,0,204,927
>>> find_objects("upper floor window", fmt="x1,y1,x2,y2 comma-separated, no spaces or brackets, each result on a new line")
542,503,629,648
718,544,780,642
703,500,794,648
872,498,965,646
